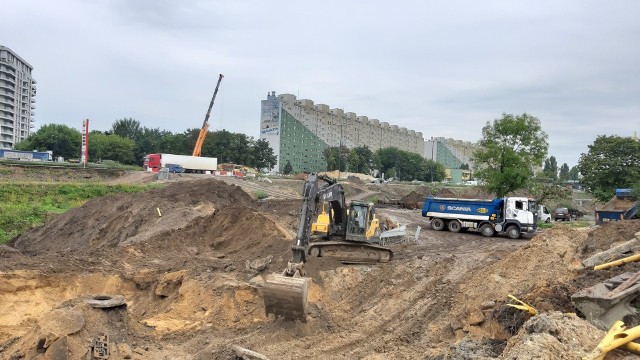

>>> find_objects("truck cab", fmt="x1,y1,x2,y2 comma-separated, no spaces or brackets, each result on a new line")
143,154,161,172
501,197,537,234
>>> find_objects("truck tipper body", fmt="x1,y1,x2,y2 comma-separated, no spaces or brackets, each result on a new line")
595,189,638,224
422,196,537,239
143,153,217,173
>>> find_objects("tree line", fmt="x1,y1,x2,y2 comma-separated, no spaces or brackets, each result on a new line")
470,112,640,202
15,118,278,171
15,114,639,200
321,145,447,182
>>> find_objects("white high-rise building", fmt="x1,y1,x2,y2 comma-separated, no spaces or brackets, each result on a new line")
0,46,36,148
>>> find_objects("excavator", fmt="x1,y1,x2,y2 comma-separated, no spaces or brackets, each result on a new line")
192,73,224,157
261,173,393,322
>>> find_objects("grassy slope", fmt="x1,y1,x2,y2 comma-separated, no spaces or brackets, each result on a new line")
0,183,160,244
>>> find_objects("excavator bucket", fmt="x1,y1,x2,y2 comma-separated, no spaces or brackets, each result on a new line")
262,274,310,322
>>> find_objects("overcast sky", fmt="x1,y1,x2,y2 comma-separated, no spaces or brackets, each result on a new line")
2,0,639,167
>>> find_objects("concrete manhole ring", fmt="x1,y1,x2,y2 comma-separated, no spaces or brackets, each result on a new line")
85,294,126,308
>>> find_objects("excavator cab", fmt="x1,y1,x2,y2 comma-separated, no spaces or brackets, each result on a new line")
346,201,381,242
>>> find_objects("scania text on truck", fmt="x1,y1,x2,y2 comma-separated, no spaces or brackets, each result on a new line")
422,196,537,239
143,153,217,173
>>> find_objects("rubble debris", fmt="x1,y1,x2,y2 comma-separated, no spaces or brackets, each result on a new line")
90,334,110,359
85,295,126,309
572,272,640,330
501,312,601,358
245,255,273,272
231,345,270,360
582,238,640,269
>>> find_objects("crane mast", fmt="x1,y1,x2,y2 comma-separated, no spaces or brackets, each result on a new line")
192,73,224,157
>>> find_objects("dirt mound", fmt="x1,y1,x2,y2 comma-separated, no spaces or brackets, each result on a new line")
292,173,308,181
319,171,374,182
107,170,156,185
346,175,365,185
450,226,589,338
578,219,640,258
501,312,605,358
401,190,428,209
436,186,493,199
11,179,255,255
0,165,125,183
599,196,637,211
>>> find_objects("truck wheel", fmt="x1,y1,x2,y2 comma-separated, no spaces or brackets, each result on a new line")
545,217,551,223
448,220,462,233
479,224,495,237
431,218,445,231
506,225,521,239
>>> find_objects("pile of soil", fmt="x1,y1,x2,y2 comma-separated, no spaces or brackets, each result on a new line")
292,173,308,181
599,197,637,211
0,165,125,183
11,179,255,255
346,175,365,185
578,219,640,258
401,190,429,209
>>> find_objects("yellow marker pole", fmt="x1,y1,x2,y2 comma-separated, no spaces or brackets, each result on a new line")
584,321,640,360
506,294,538,315
594,253,640,270
157,208,162,217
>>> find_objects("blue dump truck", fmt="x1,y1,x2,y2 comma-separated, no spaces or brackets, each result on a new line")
422,196,537,239
595,189,638,225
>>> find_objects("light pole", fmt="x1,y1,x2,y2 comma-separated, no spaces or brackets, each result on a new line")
430,137,435,182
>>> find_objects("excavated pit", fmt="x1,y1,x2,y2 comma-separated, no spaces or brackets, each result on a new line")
1,177,639,359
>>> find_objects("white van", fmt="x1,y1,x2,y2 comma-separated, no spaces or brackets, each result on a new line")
538,205,551,223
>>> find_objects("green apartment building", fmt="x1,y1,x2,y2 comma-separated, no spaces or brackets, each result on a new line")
260,92,424,174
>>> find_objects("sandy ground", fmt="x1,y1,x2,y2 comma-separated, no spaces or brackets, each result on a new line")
0,172,639,359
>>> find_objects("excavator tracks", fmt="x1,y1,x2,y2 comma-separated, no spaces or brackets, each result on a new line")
307,241,393,263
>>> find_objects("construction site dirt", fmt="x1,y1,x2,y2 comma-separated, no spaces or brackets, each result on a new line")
1,174,639,359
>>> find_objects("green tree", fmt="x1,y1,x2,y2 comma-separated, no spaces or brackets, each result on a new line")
133,127,165,165
15,124,82,160
558,163,570,181
252,138,277,172
528,172,572,205
376,147,402,175
201,130,252,164
543,156,558,180
373,147,442,181
348,146,373,174
283,160,293,175
424,159,446,182
323,146,350,171
111,118,142,141
568,165,580,181
472,113,549,197
577,135,640,201
89,132,135,164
